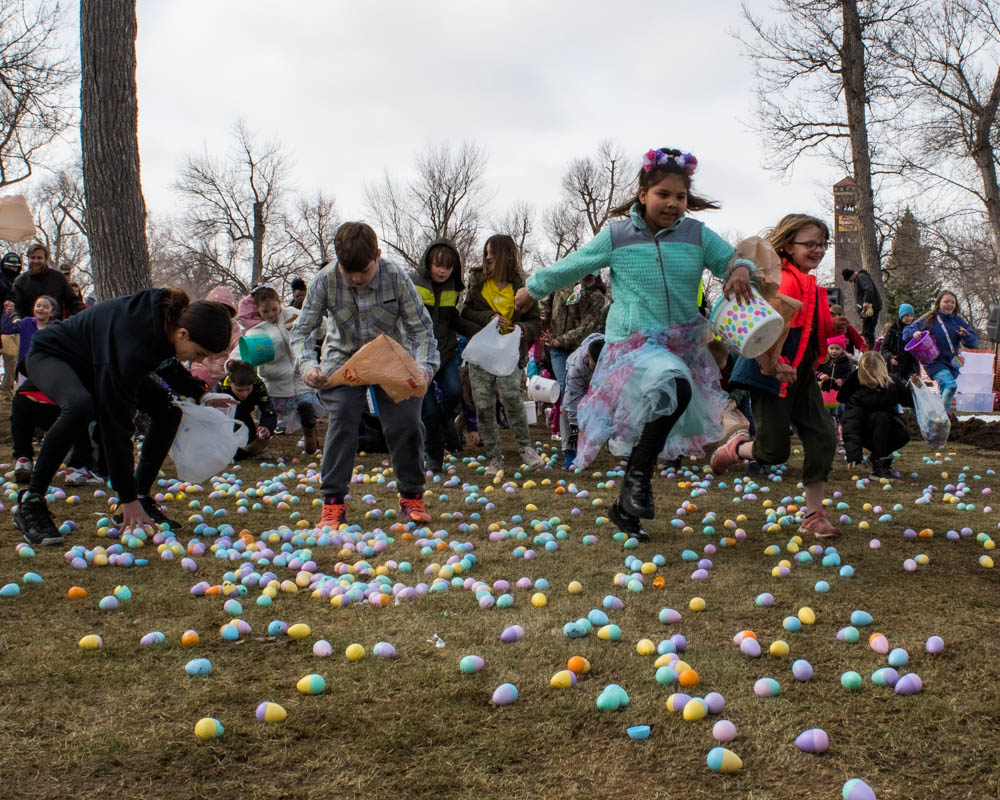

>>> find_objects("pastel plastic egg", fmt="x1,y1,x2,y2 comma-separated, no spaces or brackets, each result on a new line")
287,623,311,639
627,725,650,740
868,633,889,654
754,677,780,697
491,682,518,705
500,625,525,642
837,626,860,643
636,638,656,656
842,778,877,800
677,668,699,688
925,635,944,654
704,691,725,714
894,672,922,695
98,595,118,611
666,692,690,712
712,719,736,742
597,624,622,641
797,607,815,625
345,643,366,661
706,746,743,773
549,669,576,689
255,701,287,723
78,634,103,650
313,639,333,657
194,717,224,740
140,631,165,646
871,667,899,687
740,637,762,658
755,592,774,607
689,597,706,611
783,616,802,632
682,697,708,721
567,655,590,674
567,580,583,594
795,728,829,753
840,670,863,691
658,607,682,624
888,647,909,667
850,609,873,626
530,592,547,607
460,654,485,674
181,630,200,647
769,640,790,657
185,658,213,677
792,659,813,681
0,583,20,598
373,641,396,659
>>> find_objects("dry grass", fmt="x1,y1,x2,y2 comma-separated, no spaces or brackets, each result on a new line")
1,415,998,800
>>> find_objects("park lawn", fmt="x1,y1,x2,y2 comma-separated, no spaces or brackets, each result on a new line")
0,425,998,800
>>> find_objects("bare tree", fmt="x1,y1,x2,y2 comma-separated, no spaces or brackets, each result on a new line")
365,141,488,269
923,213,1000,326
561,139,633,236
887,0,1000,271
284,191,339,274
738,0,919,330
173,120,286,288
492,201,537,270
0,1,76,188
541,201,587,263
147,217,216,298
80,0,150,298
30,165,90,285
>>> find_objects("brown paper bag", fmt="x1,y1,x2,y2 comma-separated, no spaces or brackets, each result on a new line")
0,195,37,242
325,334,427,402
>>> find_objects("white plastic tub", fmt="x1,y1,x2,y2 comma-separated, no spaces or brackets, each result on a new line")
523,400,538,424
955,392,996,413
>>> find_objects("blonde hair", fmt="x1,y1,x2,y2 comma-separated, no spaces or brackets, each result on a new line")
858,352,890,390
766,214,830,262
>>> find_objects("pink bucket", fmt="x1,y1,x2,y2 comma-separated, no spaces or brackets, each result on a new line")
904,330,939,365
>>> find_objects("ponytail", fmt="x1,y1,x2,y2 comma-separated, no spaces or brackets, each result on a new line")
161,287,234,354
161,288,191,334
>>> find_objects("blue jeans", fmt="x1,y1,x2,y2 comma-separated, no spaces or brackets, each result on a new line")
421,356,462,461
933,369,958,412
549,347,569,394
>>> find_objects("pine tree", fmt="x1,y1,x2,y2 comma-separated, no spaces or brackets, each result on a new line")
883,209,939,316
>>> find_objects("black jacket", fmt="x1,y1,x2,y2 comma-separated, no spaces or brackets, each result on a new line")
817,355,853,392
218,375,277,436
0,266,20,304
881,320,916,378
837,372,912,462
27,289,178,502
408,237,465,368
13,267,83,319
852,270,882,315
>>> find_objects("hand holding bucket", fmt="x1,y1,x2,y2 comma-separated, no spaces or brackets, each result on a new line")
238,334,275,366
527,375,560,403
709,286,784,359
904,330,940,365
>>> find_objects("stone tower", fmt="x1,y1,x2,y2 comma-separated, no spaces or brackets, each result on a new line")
833,176,862,325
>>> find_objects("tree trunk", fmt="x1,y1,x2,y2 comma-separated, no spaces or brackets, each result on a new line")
973,68,1000,272
840,0,886,329
79,0,150,299
252,200,264,286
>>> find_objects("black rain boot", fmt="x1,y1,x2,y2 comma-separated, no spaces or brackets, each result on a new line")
873,457,894,479
610,498,650,542
620,466,655,519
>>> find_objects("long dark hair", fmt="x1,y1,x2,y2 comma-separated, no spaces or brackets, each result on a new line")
611,148,720,217
161,288,234,353
483,234,523,285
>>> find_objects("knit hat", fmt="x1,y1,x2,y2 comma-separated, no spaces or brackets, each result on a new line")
898,303,914,318
205,285,238,313
841,268,856,281
827,334,847,349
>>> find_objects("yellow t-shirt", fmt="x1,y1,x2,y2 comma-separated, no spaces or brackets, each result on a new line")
482,279,515,319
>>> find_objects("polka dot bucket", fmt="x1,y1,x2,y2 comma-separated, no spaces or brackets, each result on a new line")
709,287,784,359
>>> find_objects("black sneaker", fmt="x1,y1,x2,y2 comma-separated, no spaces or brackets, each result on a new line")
610,498,650,543
620,468,655,519
424,457,444,474
113,496,181,530
13,490,64,546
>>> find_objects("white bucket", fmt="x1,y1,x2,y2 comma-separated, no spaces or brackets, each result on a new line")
527,375,560,403
709,286,784,359
523,400,538,424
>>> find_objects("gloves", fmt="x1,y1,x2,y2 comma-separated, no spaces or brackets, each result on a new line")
861,303,874,319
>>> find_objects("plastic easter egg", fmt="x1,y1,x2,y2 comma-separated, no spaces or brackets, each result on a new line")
792,659,813,681
754,677,780,697
287,623,311,639
567,580,583,594
627,725,650,740
223,598,242,615
755,592,774,607
712,719,736,742
682,697,707,721
704,691,725,714
296,673,326,694
740,638,761,658
0,583,21,598
458,654,484,674
925,635,944,654
345,643,366,661
658,607,682,624
868,633,889,654
530,592,547,607
894,672,922,695
783,616,802,632
837,626,860,643
589,609,610,626
706,746,743,773
666,692,690,713
373,641,396,659
636,638,656,656
500,625,525,643
795,728,829,753
549,669,577,689
840,670,863,691
689,597,706,611
491,683,518,705
797,607,815,625
871,667,899,687
78,634,103,650
67,586,87,599
842,778,877,800
181,629,200,647
769,640,789,657
850,609,873,626
255,701,287,723
313,639,333,657
677,668,699,688
888,647,909,667
597,624,622,641
567,655,590,674
98,595,118,611
140,631,165,646
194,717,224,740
185,657,213,677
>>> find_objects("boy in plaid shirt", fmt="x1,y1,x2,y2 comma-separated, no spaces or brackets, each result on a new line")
290,222,439,528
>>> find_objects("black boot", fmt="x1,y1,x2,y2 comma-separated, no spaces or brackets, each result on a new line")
873,457,894,479
610,499,650,542
620,467,655,519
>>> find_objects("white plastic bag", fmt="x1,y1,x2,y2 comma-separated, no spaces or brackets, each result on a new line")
910,380,951,448
462,318,522,377
169,400,249,482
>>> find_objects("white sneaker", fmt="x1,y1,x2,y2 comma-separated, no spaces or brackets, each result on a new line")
485,456,504,476
521,447,545,469
65,467,104,486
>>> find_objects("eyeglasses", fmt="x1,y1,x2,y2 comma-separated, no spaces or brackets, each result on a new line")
792,241,829,251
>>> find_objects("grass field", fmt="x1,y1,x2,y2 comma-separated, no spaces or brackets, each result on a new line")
0,420,998,800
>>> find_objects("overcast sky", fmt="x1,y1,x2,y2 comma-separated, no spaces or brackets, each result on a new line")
54,1,845,274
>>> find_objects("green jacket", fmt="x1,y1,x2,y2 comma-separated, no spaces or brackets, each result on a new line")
541,281,607,352
459,267,541,369
408,237,465,368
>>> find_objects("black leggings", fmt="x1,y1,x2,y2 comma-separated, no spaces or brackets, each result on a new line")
10,392,96,469
26,352,181,498
626,378,693,475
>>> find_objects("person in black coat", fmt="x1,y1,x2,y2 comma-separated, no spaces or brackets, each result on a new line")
842,267,883,349
837,352,914,478
12,243,83,319
880,302,916,380
12,289,235,546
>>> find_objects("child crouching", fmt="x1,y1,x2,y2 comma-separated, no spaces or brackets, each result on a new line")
837,351,912,478
561,334,604,469
220,360,277,460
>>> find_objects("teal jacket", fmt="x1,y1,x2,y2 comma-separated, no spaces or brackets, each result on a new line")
526,205,752,343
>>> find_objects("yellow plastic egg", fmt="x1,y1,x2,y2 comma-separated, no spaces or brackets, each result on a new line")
287,623,311,639
689,597,706,612
567,580,583,594
798,607,816,624
530,592,547,607
345,643,366,661
636,638,656,656
769,640,790,657
549,669,576,688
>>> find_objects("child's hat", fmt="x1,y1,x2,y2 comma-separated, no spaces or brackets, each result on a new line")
827,334,847,349
1,252,22,272
841,268,856,281
897,303,914,318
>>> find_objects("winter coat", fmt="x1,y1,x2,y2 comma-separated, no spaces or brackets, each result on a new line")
459,267,542,369
836,372,912,462
902,312,979,378
218,374,277,435
851,270,882,315
249,319,309,398
817,354,853,392
541,280,607,353
409,237,465,368
12,267,83,319
881,320,916,378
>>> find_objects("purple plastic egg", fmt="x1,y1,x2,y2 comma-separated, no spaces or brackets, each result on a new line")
712,719,736,742
740,638,762,658
704,691,725,714
925,635,944,654
491,683,518,705
894,673,922,695
795,728,829,753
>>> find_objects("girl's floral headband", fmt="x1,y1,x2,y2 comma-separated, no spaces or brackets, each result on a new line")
642,148,698,176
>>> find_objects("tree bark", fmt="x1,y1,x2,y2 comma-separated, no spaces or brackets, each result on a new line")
972,67,1000,272
840,0,886,329
79,0,150,299
252,200,264,286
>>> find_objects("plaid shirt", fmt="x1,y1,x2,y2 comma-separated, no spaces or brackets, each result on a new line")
290,259,440,380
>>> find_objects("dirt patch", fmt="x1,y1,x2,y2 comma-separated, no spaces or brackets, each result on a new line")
904,410,1000,450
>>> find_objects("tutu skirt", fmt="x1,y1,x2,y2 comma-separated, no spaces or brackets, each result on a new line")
575,317,726,467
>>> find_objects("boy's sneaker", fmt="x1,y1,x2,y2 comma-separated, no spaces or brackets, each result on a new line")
609,498,649,543
13,457,32,484
424,457,444,474
399,496,431,524
13,490,64,546
710,433,750,475
485,456,504,477
520,447,545,469
112,496,180,530
798,509,840,540
65,467,104,486
319,501,346,529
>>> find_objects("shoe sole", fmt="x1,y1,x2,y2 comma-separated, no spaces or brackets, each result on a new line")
13,512,64,546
